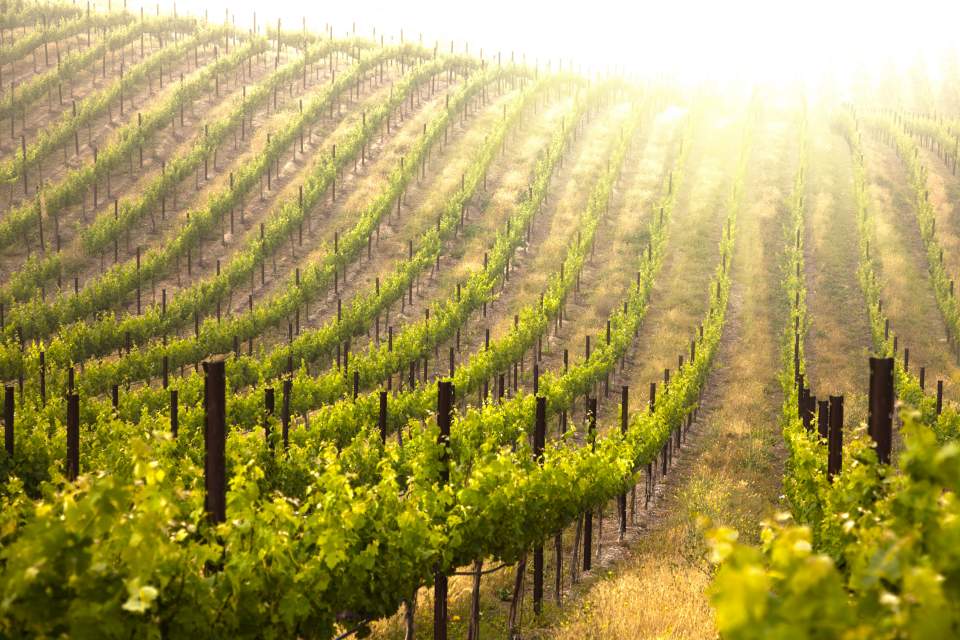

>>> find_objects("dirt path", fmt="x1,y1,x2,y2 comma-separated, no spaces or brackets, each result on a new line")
449,99,641,377
2,40,291,290
919,144,960,286
1,34,229,212
803,117,873,425
365,99,688,640
530,103,675,419
863,135,960,389
582,107,737,432
365,90,576,373
237,65,467,328
247,74,526,352
539,105,793,640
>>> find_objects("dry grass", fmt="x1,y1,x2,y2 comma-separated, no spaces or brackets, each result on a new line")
803,118,872,425
544,107,793,640
448,97,638,360
365,101,685,640
919,145,960,279
600,109,740,423
864,136,960,389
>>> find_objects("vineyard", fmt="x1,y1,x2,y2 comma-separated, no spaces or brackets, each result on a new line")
0,1,959,639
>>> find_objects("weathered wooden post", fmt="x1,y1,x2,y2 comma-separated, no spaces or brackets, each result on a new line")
817,399,829,440
868,357,893,464
264,387,275,448
282,379,292,450
433,380,453,640
378,390,388,444
3,385,12,456
827,395,844,480
66,393,79,481
203,360,226,523
619,385,628,539
583,397,597,572
532,396,546,615
170,389,179,437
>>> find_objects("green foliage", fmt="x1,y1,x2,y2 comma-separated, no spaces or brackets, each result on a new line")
709,416,960,639
0,15,198,123
0,9,133,68
0,102,753,637
0,24,245,251
708,110,960,638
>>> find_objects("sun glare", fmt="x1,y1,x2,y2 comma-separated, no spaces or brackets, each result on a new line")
163,0,960,92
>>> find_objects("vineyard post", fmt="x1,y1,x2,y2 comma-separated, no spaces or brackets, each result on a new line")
66,393,79,481
868,357,893,464
583,397,597,572
282,379,292,450
4,385,13,456
111,384,119,411
619,385,628,538
264,388,275,448
937,380,944,415
202,360,227,524
532,395,546,616
800,387,812,431
434,380,453,640
796,373,804,419
817,400,829,440
806,393,816,433
170,390,178,437
827,395,844,479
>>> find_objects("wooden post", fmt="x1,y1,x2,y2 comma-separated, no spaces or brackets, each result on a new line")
799,386,810,430
282,379,292,450
817,399,829,440
532,396,546,616
868,357,893,464
203,360,226,524
619,385,628,539
66,393,79,481
264,388,275,448
796,373,804,418
4,385,13,456
111,384,119,411
937,380,944,415
434,381,453,640
827,395,843,480
170,390,179,437
583,397,597,572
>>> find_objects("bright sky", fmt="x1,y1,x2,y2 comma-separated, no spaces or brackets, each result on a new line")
152,0,960,88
